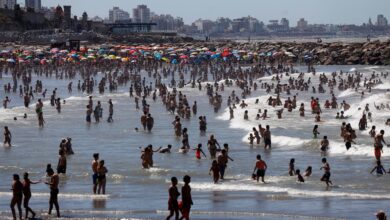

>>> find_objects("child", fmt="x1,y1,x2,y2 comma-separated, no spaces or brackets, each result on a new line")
209,160,220,184
288,158,295,176
296,169,305,182
194,143,207,159
304,166,312,177
320,158,333,186
248,133,255,145
371,160,386,176
166,177,180,220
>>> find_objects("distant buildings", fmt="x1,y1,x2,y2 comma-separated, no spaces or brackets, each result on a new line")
109,7,130,23
0,2,389,37
133,5,150,23
297,18,308,31
376,14,388,27
267,18,289,32
0,0,17,9
151,14,184,31
25,0,40,12
193,19,214,34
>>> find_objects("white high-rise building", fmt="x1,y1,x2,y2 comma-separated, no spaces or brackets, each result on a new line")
0,0,17,9
25,0,41,12
109,7,130,23
133,5,150,23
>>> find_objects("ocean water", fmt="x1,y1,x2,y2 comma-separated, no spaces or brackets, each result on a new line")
0,65,389,220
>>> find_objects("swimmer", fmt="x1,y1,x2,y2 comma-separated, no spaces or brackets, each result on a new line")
296,169,305,182
159,145,172,153
304,166,312,177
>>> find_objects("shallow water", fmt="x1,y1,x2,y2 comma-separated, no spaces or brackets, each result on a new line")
0,65,389,219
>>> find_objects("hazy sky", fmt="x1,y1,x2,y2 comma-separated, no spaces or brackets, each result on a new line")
40,0,390,25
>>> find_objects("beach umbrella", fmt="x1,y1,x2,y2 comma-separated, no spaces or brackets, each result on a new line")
40,59,48,65
50,48,59,53
0,49,10,54
211,54,221,59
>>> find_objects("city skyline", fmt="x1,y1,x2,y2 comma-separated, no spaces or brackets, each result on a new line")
39,0,390,25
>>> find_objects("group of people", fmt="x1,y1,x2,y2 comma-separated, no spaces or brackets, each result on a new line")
2,54,390,219
10,168,60,220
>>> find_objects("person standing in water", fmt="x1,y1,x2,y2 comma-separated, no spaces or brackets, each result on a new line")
23,172,39,219
253,154,267,183
166,177,180,220
194,143,207,159
179,175,193,220
209,160,220,184
217,149,233,180
374,130,390,161
288,158,296,176
92,153,99,194
36,99,44,127
4,126,12,147
86,105,92,123
57,149,67,174
45,168,60,218
320,136,329,155
313,125,320,138
107,99,114,123
207,134,221,159
264,125,271,149
320,158,332,187
97,160,108,195
10,174,23,220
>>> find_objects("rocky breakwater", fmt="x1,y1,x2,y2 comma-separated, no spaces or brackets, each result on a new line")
200,40,390,65
260,40,390,65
